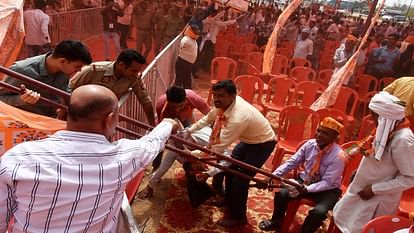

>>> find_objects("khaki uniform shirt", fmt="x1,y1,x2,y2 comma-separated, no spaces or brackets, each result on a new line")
68,62,152,107
133,5,153,31
163,15,184,38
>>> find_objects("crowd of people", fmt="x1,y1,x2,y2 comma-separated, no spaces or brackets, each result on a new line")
1,0,414,232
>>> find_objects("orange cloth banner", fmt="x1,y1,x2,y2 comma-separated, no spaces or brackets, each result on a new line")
310,0,386,111
262,0,303,74
0,101,65,154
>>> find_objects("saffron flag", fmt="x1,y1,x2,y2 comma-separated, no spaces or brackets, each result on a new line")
310,0,385,111
262,0,303,73
0,101,65,155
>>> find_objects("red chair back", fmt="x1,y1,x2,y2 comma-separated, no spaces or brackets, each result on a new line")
238,43,259,60
296,81,325,107
332,87,359,118
378,77,396,90
278,106,320,142
276,47,293,59
317,69,333,87
356,74,378,98
246,52,264,71
215,40,233,57
357,115,376,140
280,41,296,51
265,77,298,111
271,54,289,75
361,216,411,233
234,75,264,106
317,108,349,144
340,141,363,190
290,57,312,68
362,91,378,117
237,60,260,76
211,57,237,82
125,170,145,202
290,66,317,83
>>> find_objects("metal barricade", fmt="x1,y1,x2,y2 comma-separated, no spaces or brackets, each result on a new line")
116,33,181,137
48,7,104,45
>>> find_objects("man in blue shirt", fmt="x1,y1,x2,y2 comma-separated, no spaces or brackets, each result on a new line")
367,34,400,79
0,40,92,117
259,117,345,233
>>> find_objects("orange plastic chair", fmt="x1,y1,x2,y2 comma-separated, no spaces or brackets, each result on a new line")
290,66,317,83
361,216,411,233
356,74,378,98
259,44,266,53
263,77,298,116
296,81,325,107
281,141,363,233
237,60,260,76
125,170,145,202
276,47,294,59
234,75,265,113
208,57,238,104
360,91,378,118
272,106,319,169
332,87,359,126
316,108,349,144
280,41,296,51
317,69,333,87
319,58,334,70
290,57,312,69
246,52,264,71
357,115,376,140
378,77,396,90
214,40,233,57
233,43,259,60
398,187,414,220
270,54,289,75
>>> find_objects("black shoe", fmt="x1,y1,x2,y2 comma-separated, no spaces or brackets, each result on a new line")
258,219,281,231
217,217,248,227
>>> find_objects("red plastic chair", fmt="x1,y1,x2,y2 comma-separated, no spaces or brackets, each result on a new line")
214,40,233,57
280,41,296,51
276,47,294,59
281,141,363,233
125,170,145,202
361,216,411,233
356,74,378,99
332,87,359,126
259,44,266,53
272,106,319,169
208,57,238,104
290,57,312,69
357,115,376,141
270,54,289,75
378,77,396,90
296,81,325,107
360,91,378,118
246,52,264,71
233,43,259,60
317,69,333,87
234,75,265,113
316,108,350,144
398,187,414,220
290,66,317,83
263,77,298,116
319,57,334,70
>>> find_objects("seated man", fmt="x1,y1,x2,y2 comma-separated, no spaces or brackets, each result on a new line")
0,40,92,117
0,85,177,232
259,117,345,233
138,86,211,198
69,49,156,126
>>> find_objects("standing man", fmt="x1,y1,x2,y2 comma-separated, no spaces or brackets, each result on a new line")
152,3,169,54
366,34,400,79
187,80,276,227
101,0,123,61
133,1,153,57
117,0,133,50
69,49,156,126
23,0,52,57
333,91,414,233
0,40,92,117
183,0,196,24
162,5,185,48
137,86,211,198
0,84,177,232
293,28,314,61
259,117,345,233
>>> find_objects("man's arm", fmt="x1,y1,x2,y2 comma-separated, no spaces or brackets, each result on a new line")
333,49,346,68
273,140,309,177
187,90,211,115
41,15,50,42
0,75,26,107
188,109,216,133
131,78,155,126
67,66,93,93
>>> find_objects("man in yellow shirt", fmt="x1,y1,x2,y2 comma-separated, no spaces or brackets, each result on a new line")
185,80,276,227
383,76,414,131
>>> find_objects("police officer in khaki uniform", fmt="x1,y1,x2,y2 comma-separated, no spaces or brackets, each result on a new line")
162,5,184,47
69,49,156,126
133,1,153,57
152,3,169,54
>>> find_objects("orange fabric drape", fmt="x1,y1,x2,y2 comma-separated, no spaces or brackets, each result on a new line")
262,0,303,74
310,0,386,111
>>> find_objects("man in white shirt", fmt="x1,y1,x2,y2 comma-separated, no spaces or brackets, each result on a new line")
23,0,51,57
293,28,314,60
0,84,178,232
186,80,276,227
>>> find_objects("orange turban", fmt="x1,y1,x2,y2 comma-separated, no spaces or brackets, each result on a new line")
346,35,358,42
320,117,344,134
405,35,414,44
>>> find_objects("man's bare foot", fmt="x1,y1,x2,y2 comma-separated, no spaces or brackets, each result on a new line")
137,186,153,199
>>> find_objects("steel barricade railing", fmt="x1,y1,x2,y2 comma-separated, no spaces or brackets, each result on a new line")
48,7,104,45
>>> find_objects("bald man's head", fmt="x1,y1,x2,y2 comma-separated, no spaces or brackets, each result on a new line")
68,85,118,122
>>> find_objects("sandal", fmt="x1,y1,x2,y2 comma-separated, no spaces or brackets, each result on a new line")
136,186,153,199
258,219,281,231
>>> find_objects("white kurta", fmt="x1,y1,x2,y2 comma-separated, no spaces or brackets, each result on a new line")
333,128,414,233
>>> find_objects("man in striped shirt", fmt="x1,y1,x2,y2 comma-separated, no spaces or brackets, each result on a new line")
0,84,177,232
